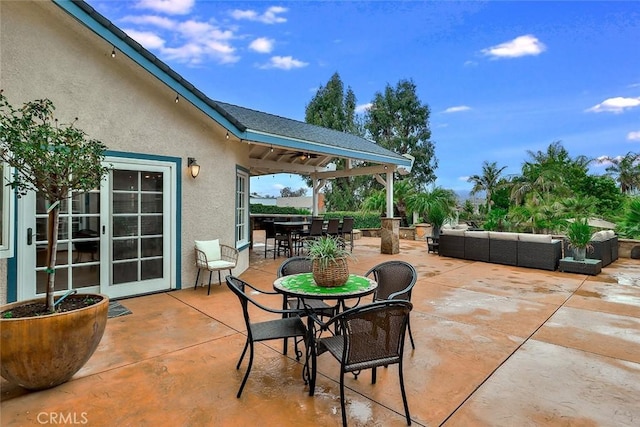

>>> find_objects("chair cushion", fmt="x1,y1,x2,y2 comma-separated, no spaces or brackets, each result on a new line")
591,231,607,241
207,260,235,270
195,239,221,261
442,229,465,236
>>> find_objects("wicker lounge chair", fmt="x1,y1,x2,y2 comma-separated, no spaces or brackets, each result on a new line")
194,239,238,295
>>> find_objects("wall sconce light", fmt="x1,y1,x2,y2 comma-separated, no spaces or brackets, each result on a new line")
225,131,229,140
111,46,116,58
175,94,180,103
187,157,200,179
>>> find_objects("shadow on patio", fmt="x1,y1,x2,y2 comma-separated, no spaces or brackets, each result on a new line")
2,236,639,426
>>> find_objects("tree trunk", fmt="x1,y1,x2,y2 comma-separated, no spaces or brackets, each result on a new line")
45,205,60,312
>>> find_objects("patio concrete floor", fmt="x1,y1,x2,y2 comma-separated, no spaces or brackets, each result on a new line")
1,236,639,426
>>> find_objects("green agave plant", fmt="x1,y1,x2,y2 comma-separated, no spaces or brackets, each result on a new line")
306,235,352,269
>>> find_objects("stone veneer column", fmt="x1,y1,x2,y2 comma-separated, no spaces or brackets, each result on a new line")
380,217,400,254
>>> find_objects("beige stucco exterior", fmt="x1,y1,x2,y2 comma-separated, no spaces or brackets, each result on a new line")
0,1,251,303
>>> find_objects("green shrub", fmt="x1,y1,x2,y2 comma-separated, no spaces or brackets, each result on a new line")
250,204,310,215
323,211,381,229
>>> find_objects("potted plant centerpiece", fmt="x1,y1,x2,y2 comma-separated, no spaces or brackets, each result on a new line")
0,93,111,390
307,235,352,287
566,218,593,261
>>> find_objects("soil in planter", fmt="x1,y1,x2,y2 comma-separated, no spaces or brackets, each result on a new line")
1,295,103,319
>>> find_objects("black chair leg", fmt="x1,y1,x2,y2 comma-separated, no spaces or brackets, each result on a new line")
407,319,415,350
340,371,347,427
194,268,201,290
207,271,213,295
399,360,411,425
237,341,254,398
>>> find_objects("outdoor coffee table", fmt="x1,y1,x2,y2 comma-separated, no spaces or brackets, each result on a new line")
273,272,377,395
559,257,602,275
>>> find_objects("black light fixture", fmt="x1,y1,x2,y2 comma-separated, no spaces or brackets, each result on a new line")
187,157,200,179
175,94,179,103
225,131,229,140
111,46,116,58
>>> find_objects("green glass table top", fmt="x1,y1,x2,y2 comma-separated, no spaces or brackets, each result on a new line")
273,273,377,298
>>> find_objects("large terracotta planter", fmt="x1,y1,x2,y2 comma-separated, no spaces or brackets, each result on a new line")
0,294,109,390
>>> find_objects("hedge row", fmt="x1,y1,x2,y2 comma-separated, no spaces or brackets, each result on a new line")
322,211,381,229
250,204,311,215
249,205,382,229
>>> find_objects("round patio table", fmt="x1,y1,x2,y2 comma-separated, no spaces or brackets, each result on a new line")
273,272,377,396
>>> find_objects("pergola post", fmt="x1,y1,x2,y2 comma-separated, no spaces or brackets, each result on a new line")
381,169,400,254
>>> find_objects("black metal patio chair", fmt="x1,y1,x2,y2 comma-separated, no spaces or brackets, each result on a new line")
315,300,413,426
365,260,417,349
225,275,308,398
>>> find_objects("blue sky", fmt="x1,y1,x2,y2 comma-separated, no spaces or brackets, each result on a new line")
91,0,640,197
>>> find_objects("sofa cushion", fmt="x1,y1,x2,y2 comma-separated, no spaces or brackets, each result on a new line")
465,230,489,238
489,232,519,241
518,233,552,243
590,231,607,241
604,230,616,239
442,229,466,236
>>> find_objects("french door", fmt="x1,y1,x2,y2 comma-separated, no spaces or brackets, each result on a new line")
17,158,176,300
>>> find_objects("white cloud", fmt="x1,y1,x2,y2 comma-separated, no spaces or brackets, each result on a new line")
444,105,471,113
260,56,308,70
628,131,640,141
355,103,372,113
458,176,470,182
464,60,477,67
482,35,546,59
121,15,176,30
586,97,640,113
135,0,194,15
249,37,274,53
123,29,166,49
231,6,287,24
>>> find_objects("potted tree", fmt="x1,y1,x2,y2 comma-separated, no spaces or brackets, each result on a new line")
566,218,593,261
306,235,352,287
407,186,456,239
0,93,111,390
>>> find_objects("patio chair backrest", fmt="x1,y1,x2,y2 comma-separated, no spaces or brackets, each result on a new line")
338,300,412,369
341,217,354,234
309,218,324,237
326,218,340,235
366,261,417,301
277,256,313,277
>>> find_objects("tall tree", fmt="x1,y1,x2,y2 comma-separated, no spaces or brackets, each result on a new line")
598,151,640,194
365,79,437,188
305,72,366,211
467,161,507,213
510,141,586,204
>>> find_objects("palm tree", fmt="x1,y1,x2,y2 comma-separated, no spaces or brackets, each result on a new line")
406,186,457,236
467,161,507,213
598,152,640,194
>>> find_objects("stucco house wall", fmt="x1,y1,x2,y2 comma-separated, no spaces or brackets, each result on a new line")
0,1,250,303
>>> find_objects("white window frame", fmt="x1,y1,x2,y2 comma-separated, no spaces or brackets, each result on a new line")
0,162,15,258
235,167,249,248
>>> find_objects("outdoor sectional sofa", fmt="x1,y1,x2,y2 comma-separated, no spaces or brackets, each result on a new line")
438,229,563,271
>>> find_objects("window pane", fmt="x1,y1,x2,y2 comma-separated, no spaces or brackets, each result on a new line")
72,265,99,288
141,193,162,213
113,170,139,191
113,193,138,214
113,239,138,260
141,258,163,280
141,172,163,191
141,237,163,257
113,216,138,237
141,215,162,235
113,262,138,284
